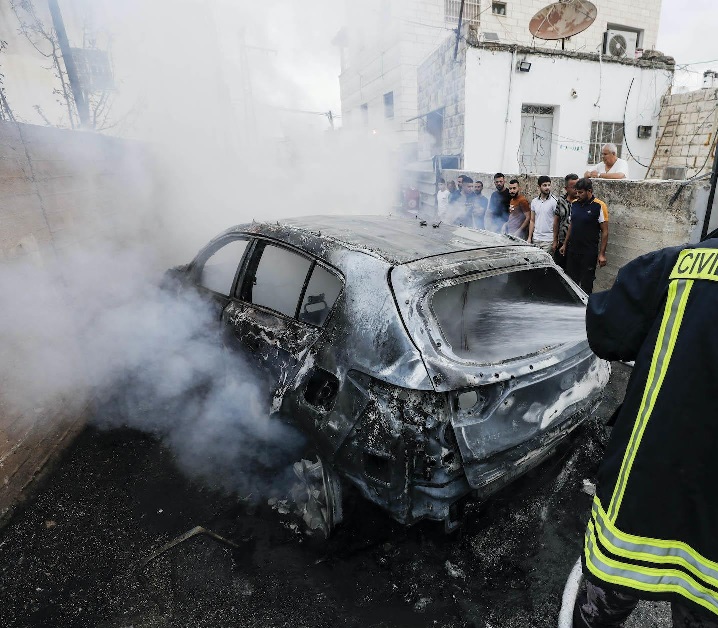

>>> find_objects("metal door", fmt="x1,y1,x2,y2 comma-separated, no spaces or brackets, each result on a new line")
519,105,554,174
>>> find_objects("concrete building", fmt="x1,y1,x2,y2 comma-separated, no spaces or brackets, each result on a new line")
334,0,664,160
647,76,718,181
417,30,674,179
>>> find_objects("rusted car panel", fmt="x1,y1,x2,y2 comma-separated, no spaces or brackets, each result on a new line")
170,215,609,530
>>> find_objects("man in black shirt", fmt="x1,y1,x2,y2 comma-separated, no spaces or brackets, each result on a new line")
559,178,608,295
486,172,510,233
553,173,579,269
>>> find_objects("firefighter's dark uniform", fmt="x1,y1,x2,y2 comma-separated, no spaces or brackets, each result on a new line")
574,242,718,627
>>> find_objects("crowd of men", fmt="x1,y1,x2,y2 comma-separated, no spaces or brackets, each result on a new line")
435,143,624,294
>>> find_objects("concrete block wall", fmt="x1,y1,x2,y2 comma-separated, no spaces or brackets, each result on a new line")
648,89,718,179
0,121,155,524
478,0,662,55
442,169,707,291
417,29,469,161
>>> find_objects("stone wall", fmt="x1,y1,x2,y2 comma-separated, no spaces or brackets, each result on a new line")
416,27,470,162
442,169,709,291
0,121,155,524
648,89,718,179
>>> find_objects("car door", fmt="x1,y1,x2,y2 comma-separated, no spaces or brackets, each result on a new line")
222,239,343,413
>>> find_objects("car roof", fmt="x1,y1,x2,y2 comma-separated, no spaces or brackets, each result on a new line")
235,214,527,265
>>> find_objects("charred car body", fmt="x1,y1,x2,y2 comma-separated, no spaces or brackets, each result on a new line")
166,215,609,532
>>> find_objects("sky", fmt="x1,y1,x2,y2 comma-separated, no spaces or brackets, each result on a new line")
657,0,718,91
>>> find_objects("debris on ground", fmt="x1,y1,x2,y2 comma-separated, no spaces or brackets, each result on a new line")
582,479,596,496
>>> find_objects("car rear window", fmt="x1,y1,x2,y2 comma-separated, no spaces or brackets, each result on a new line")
431,267,586,363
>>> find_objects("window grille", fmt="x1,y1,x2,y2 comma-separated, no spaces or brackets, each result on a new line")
589,121,625,164
445,0,482,26
522,105,554,115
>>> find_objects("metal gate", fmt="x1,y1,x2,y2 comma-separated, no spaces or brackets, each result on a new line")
519,105,554,174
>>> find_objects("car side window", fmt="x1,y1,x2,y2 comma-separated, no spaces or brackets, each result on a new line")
299,265,342,326
198,239,249,296
250,244,313,317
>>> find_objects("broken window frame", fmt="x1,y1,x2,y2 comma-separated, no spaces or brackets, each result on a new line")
236,238,344,328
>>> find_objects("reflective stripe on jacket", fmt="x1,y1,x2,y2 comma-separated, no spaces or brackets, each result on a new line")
583,242,718,620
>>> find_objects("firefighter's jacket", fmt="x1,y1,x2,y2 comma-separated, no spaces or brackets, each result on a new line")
583,240,718,619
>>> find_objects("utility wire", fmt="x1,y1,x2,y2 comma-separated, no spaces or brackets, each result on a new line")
623,77,651,168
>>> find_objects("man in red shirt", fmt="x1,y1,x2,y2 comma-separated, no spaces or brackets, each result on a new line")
502,178,531,240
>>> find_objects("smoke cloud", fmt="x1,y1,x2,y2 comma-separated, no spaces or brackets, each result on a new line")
0,0,403,499
0,244,306,497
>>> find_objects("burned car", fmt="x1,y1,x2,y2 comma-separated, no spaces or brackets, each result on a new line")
166,215,609,533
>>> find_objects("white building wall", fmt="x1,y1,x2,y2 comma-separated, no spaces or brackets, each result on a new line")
463,47,673,178
337,0,663,153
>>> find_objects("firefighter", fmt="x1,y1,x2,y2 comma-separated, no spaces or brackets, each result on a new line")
573,242,718,627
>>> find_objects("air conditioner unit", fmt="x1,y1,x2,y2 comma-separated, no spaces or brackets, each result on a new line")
603,30,637,58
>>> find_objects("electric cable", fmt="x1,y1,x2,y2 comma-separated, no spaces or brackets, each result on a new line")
622,77,651,168
685,132,718,181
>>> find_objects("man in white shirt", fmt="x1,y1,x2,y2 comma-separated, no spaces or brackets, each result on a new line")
585,143,630,180
436,178,450,219
528,175,557,253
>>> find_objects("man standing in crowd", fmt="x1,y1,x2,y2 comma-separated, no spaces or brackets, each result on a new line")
585,143,630,180
436,178,450,220
447,180,461,204
473,180,489,218
554,173,579,269
487,172,510,232
503,179,530,240
573,238,718,627
528,175,557,253
458,175,482,228
559,178,608,294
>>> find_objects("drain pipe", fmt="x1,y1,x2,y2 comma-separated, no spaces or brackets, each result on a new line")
499,47,517,171
558,556,583,628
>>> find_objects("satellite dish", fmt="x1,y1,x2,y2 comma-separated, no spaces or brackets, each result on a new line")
529,0,597,41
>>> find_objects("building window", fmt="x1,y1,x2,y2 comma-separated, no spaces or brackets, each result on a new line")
360,103,369,127
492,2,507,16
445,0,481,26
522,105,554,115
383,92,394,119
589,121,625,164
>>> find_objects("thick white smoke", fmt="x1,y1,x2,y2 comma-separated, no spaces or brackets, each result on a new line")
0,0,402,498
0,243,305,498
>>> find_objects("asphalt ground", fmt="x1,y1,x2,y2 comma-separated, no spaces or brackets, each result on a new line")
0,363,672,628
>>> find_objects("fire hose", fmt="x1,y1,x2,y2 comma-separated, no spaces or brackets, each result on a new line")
558,556,583,628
